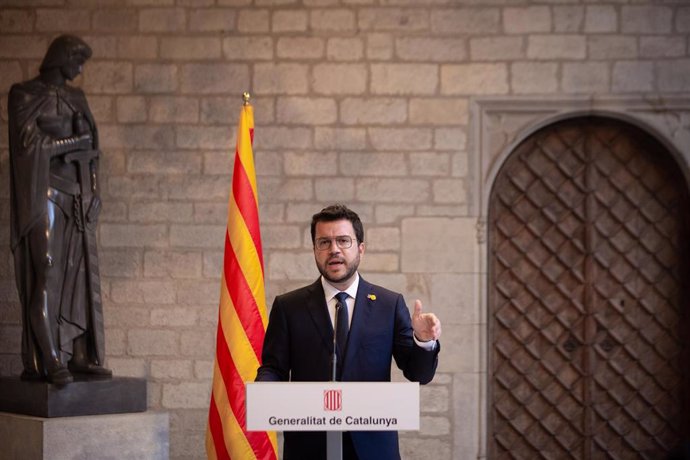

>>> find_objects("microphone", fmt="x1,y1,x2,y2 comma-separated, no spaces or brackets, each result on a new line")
331,302,341,382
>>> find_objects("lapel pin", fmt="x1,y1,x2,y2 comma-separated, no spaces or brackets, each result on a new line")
367,294,376,301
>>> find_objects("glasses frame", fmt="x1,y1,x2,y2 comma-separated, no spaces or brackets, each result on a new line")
314,235,355,251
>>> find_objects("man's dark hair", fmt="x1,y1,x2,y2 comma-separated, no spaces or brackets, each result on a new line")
310,204,364,245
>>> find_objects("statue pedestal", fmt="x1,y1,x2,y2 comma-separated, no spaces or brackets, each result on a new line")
0,411,169,459
0,376,146,417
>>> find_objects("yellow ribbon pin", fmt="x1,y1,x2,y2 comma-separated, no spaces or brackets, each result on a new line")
367,294,376,301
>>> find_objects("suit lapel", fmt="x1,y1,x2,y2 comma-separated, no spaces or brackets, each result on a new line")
305,279,334,352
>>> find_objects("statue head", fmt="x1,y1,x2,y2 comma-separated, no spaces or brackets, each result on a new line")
39,35,92,81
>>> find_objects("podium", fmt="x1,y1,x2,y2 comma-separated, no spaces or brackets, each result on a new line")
246,382,419,460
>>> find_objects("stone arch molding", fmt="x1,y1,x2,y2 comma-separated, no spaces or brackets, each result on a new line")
469,96,690,458
471,96,690,235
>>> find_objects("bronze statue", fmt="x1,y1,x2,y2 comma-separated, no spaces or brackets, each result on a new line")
8,35,110,385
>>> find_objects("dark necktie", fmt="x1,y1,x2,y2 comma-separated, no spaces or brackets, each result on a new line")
335,292,350,362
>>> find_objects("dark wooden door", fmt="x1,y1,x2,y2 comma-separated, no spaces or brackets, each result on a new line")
489,117,690,459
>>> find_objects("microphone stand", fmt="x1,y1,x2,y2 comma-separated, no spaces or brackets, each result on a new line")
327,303,343,460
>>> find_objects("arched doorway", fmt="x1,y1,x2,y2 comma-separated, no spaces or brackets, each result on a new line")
488,116,690,458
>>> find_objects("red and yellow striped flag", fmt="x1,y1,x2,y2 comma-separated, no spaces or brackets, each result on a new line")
206,96,278,460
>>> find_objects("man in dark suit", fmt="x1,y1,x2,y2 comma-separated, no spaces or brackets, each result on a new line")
256,204,442,460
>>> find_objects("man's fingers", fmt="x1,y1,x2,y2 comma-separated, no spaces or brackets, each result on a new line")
413,299,423,317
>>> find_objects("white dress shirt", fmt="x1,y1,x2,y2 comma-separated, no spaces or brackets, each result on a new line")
320,274,436,350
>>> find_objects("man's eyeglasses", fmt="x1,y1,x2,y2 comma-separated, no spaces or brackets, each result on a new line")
315,236,354,251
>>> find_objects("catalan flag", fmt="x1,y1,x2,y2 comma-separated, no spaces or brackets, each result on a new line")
206,95,278,460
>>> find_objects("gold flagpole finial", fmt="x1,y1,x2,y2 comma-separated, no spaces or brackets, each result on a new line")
242,92,251,106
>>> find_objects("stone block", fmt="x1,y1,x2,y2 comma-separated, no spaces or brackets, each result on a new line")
149,96,199,123
511,62,558,94
99,224,168,248
371,63,437,95
0,62,22,94
401,217,477,273
326,38,363,61
311,9,356,31
366,33,393,60
340,97,406,125
273,10,308,32
553,5,583,32
160,37,221,60
261,225,302,249
0,411,168,459
0,36,48,59
314,127,366,150
111,280,177,304
189,9,236,32
430,273,478,325
441,63,508,95
678,8,690,33
431,8,500,34
139,7,186,32
0,10,33,33
503,6,551,34
612,61,654,93
237,9,270,33
359,8,428,31
340,152,407,176
116,96,147,123
409,153,451,177
314,178,355,202
313,64,367,95
144,250,202,279
621,6,672,34
470,36,523,61
117,36,159,60
397,37,466,62
640,37,685,58
223,36,274,60
369,127,432,151
260,177,313,201
254,127,311,149
151,308,197,327
360,253,398,272
276,97,337,124
356,178,429,203
134,64,178,93
433,178,466,204
150,359,193,380
584,5,617,33
453,373,481,455
35,9,90,32
176,125,233,150
83,62,133,94
410,98,468,125
254,63,308,95
527,35,586,60
180,63,250,94
277,37,325,59
588,36,637,60
100,249,143,278
128,329,178,356
170,224,225,249
284,151,337,175
93,8,138,32
366,227,400,252
178,330,214,358
268,252,317,281
658,59,690,92
562,62,610,94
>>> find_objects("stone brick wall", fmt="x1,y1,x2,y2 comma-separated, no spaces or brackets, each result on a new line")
0,1,688,459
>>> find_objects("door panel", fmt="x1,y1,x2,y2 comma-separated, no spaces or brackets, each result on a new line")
489,117,690,459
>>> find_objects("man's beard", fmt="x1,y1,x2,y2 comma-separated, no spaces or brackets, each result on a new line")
317,254,360,285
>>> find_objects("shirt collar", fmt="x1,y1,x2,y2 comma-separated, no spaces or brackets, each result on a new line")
321,272,360,302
